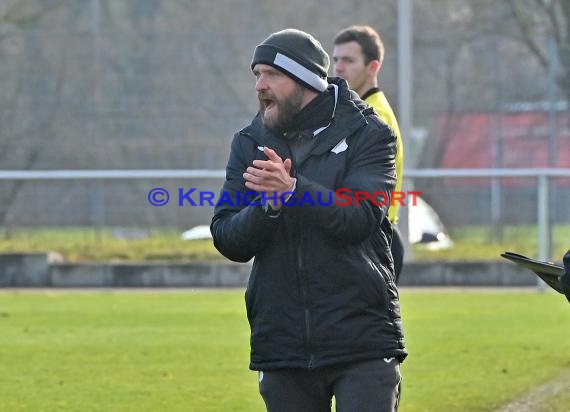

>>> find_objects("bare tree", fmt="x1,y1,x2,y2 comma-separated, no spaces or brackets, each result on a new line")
0,0,66,227
507,0,569,101
0,0,66,162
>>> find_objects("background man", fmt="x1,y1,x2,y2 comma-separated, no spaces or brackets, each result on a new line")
333,25,405,283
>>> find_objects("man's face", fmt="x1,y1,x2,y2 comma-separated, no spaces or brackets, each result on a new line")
332,41,370,94
253,64,305,134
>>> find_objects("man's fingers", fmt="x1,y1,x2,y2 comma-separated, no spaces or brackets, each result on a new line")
243,172,261,185
284,158,292,174
244,168,277,184
245,166,264,176
263,146,283,163
245,166,279,179
244,181,275,193
244,181,262,191
252,159,280,170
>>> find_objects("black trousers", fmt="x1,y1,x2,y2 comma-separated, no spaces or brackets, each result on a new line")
258,358,401,412
391,225,404,284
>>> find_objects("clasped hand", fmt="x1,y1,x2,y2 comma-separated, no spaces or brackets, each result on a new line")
243,147,295,211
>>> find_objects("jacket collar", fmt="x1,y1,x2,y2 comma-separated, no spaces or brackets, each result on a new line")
307,77,368,156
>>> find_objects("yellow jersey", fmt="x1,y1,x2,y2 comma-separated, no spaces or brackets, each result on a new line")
364,89,404,224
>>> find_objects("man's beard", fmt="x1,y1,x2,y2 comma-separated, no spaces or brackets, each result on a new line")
259,85,304,135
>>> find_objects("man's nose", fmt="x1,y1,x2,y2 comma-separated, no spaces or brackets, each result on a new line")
255,75,268,91
333,64,343,76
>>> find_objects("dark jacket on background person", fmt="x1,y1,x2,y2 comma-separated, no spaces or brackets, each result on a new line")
561,250,570,302
211,77,407,371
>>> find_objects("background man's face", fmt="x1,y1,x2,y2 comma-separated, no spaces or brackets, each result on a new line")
333,41,369,94
253,63,305,134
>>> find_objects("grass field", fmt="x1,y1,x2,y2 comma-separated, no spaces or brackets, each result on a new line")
0,229,216,262
412,224,570,262
0,289,568,412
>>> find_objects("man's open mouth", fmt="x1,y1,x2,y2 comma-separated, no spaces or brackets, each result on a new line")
262,98,275,110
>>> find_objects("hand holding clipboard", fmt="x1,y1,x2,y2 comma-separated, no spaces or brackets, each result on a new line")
501,250,570,303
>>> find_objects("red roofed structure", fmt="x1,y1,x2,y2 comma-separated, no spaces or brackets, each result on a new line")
436,108,570,187
424,106,569,226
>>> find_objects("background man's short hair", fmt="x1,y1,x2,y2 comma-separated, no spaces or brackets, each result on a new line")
333,25,385,66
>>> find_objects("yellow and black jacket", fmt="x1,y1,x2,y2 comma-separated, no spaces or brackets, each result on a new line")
362,88,404,224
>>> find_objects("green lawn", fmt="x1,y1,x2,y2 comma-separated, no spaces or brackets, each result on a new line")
412,224,570,262
0,229,219,262
0,225,568,262
0,290,568,411
400,290,570,411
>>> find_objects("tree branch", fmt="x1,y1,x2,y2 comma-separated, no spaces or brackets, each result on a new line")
507,0,549,68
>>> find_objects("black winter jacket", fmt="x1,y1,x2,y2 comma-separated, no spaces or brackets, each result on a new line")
561,250,570,302
211,78,407,370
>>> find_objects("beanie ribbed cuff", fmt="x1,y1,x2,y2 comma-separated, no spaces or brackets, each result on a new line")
252,45,328,92
273,53,328,92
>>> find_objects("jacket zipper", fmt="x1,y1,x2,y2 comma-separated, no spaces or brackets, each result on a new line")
297,246,314,368
287,142,314,369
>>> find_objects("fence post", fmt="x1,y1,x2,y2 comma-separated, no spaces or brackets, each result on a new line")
490,177,503,241
537,174,550,292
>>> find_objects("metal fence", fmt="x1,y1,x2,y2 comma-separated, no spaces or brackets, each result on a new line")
404,168,570,261
0,168,569,261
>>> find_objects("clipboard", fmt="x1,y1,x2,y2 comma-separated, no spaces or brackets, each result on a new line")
500,251,564,294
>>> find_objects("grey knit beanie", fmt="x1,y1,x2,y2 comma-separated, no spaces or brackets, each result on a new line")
251,29,330,92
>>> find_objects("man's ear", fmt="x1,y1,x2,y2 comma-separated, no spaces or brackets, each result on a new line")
367,59,381,76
